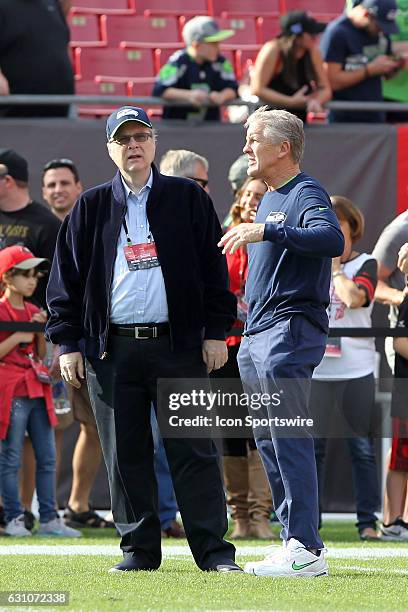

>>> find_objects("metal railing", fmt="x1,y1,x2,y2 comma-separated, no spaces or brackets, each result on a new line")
1,95,408,114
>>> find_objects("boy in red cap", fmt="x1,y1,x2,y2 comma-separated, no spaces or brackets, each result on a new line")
0,245,80,537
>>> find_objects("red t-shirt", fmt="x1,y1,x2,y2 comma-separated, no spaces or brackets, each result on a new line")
226,246,248,347
0,298,39,396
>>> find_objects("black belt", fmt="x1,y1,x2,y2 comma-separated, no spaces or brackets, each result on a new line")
110,323,169,339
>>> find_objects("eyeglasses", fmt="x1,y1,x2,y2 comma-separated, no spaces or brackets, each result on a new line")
187,177,209,189
110,133,154,146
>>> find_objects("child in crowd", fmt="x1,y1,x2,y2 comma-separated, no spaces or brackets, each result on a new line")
0,245,80,537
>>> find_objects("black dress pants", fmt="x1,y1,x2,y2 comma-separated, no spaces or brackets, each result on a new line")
86,334,235,570
210,343,256,456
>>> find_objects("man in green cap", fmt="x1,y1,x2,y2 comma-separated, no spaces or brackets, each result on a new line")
153,16,238,121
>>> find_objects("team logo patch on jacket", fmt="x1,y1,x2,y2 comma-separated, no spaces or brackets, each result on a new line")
265,212,287,223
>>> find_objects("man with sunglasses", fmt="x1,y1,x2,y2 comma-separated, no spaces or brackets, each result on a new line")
160,149,209,192
46,106,239,573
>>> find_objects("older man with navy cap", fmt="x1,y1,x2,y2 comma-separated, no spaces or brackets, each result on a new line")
45,107,239,573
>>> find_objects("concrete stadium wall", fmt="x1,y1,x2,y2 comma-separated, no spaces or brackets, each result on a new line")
1,119,398,254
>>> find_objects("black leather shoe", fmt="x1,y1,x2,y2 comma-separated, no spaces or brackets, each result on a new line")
210,561,244,573
108,557,160,573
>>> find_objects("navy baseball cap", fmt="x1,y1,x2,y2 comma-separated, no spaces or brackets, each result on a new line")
106,106,153,141
280,11,327,37
361,0,399,35
0,149,29,182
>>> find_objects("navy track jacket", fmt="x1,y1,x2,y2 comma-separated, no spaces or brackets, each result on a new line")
45,165,236,359
245,172,345,336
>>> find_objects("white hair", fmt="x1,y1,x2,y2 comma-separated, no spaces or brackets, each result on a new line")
245,106,305,164
159,149,209,177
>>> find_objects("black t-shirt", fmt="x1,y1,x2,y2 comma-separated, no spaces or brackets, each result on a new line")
268,53,312,122
320,15,391,122
0,0,74,117
392,295,408,419
0,201,61,308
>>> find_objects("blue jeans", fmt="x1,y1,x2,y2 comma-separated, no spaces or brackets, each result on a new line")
0,397,57,523
314,437,379,532
151,409,178,530
311,375,380,533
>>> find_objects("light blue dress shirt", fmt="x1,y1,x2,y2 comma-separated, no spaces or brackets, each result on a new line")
110,172,169,324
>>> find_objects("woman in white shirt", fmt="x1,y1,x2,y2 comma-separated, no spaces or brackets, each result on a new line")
311,195,380,541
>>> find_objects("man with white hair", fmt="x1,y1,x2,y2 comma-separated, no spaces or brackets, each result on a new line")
160,149,209,192
153,16,238,121
219,106,344,577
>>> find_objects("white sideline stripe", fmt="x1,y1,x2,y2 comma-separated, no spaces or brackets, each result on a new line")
337,564,408,575
0,545,408,558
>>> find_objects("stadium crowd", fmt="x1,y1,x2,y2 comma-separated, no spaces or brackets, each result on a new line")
0,0,407,578
0,0,407,123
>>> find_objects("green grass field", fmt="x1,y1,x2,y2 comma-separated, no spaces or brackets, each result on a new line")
0,522,407,611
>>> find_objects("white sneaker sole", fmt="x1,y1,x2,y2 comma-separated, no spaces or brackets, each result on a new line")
380,533,408,542
38,532,82,537
244,565,329,578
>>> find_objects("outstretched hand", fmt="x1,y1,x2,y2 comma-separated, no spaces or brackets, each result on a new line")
218,223,265,255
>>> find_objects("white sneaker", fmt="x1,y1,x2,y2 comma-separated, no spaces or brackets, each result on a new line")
380,519,408,541
244,538,328,577
38,517,82,537
5,515,32,537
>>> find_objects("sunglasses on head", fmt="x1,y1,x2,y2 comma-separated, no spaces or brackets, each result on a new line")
43,158,76,172
187,177,209,189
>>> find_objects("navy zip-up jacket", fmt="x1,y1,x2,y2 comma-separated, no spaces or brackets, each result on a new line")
45,164,236,359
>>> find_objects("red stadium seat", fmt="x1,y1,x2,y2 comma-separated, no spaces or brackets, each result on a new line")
235,48,260,79
128,80,163,121
257,16,281,44
208,0,280,18
282,0,345,17
75,78,131,117
128,79,156,97
181,15,259,45
74,47,155,80
75,79,129,95
70,0,135,15
138,0,207,16
101,15,181,47
213,17,259,45
153,47,183,71
68,13,104,47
